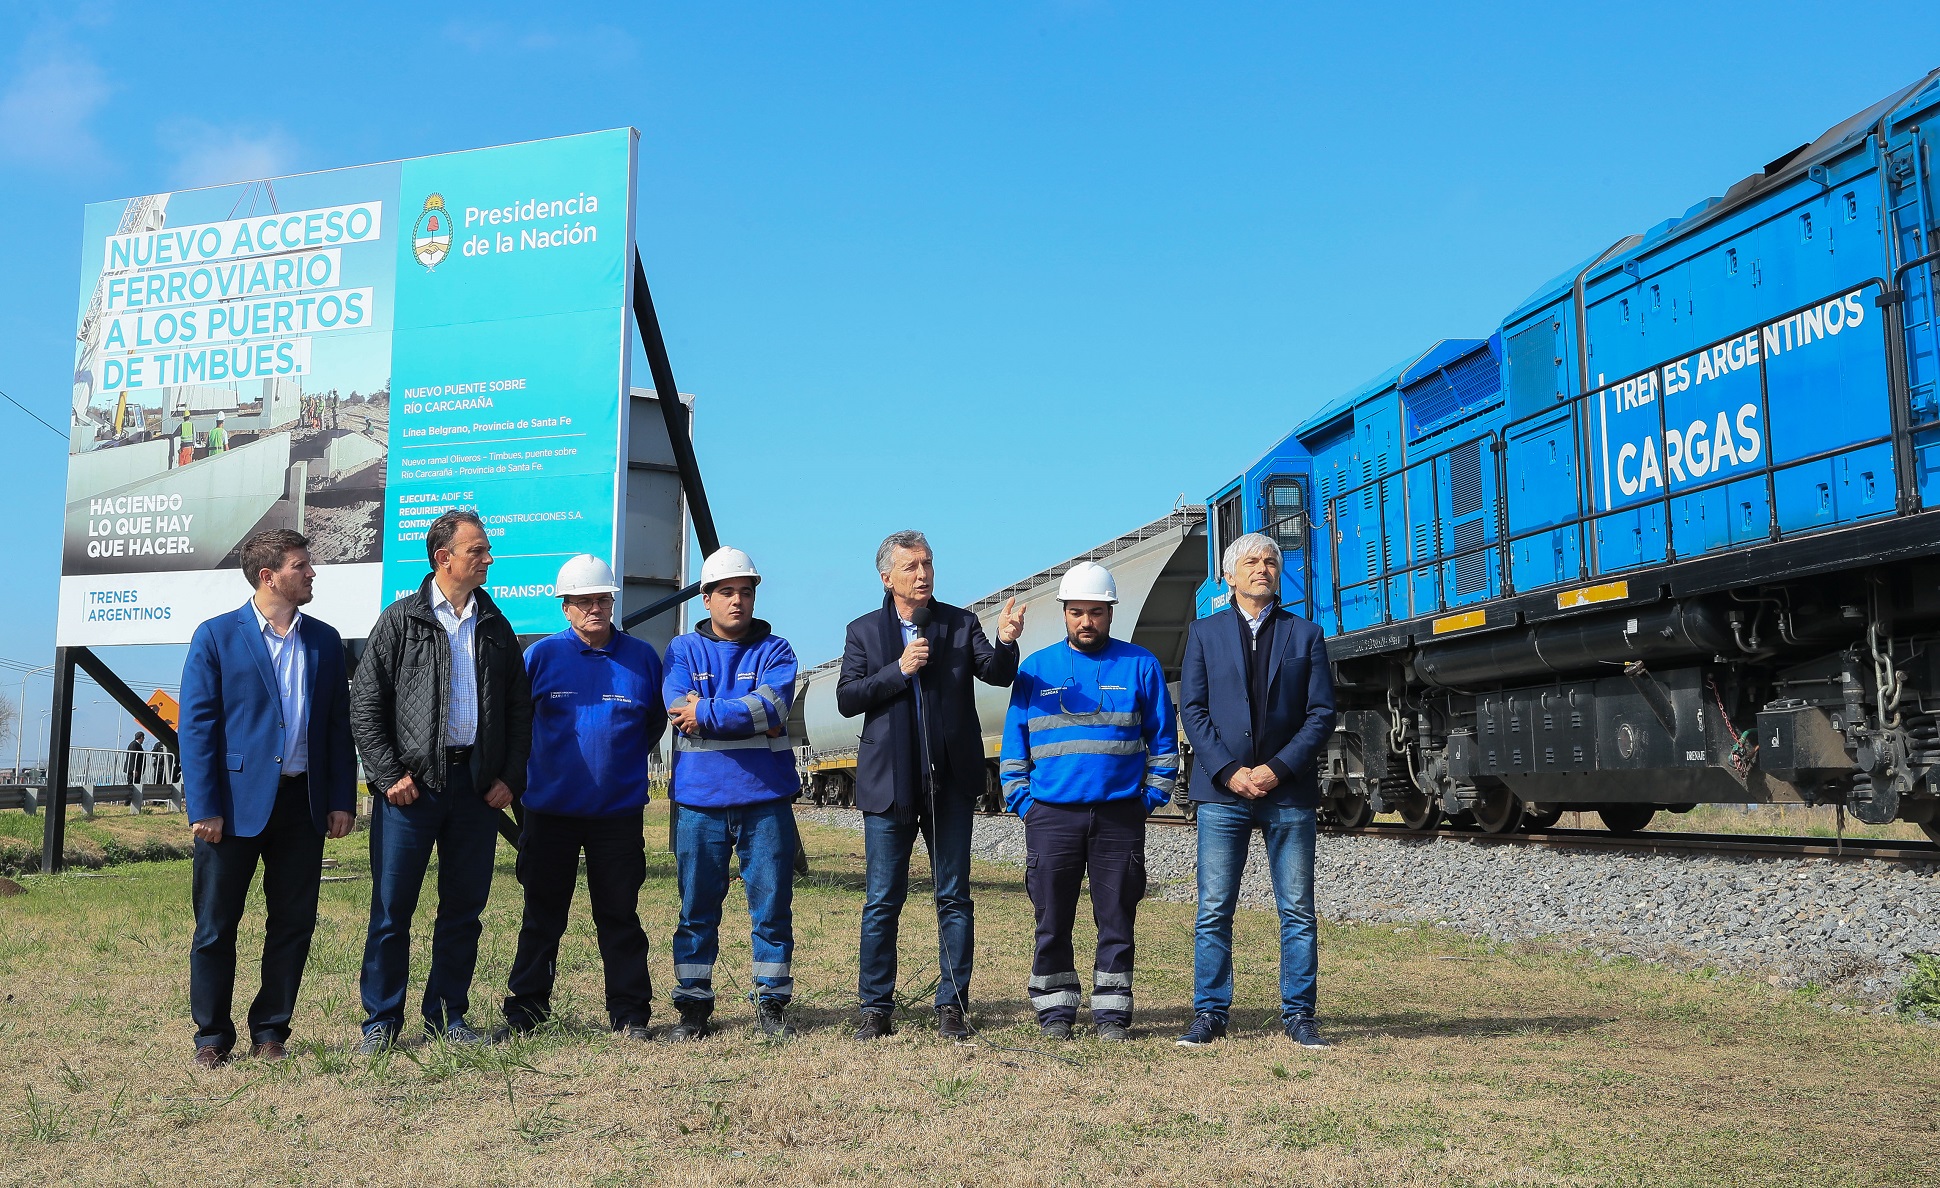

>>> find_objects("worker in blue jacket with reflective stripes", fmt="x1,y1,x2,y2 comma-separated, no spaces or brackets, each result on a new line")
501,554,665,1042
1000,561,1178,1041
662,547,802,1040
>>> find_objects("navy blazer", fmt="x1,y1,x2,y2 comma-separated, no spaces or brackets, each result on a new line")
1179,603,1336,807
835,595,1017,816
179,602,356,837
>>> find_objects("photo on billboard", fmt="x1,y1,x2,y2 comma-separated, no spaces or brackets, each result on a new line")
57,129,640,645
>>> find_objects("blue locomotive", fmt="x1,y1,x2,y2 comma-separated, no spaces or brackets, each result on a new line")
1194,69,1940,840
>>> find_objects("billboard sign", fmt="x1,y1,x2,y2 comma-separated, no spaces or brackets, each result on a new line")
58,129,639,644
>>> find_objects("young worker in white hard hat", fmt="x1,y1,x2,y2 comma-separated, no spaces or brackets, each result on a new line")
998,561,1178,1041
661,546,802,1040
498,554,666,1041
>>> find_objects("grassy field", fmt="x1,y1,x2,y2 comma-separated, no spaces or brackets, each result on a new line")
1,804,1937,1186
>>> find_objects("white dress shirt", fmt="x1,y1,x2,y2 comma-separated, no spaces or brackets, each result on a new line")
430,581,480,746
251,601,308,775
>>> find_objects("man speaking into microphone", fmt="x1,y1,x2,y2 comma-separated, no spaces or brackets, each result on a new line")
837,530,1024,1041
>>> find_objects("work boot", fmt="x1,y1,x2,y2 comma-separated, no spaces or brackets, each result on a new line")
1040,1018,1073,1041
1095,1021,1132,1043
853,1009,895,1041
756,998,794,1039
937,1004,971,1042
668,1004,712,1042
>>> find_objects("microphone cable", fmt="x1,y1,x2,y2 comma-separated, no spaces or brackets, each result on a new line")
909,606,1079,1068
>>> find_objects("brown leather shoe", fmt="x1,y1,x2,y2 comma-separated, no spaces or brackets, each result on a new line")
249,1040,290,1061
192,1045,230,1069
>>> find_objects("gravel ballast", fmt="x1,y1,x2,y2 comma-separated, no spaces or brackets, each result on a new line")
810,808,1940,1004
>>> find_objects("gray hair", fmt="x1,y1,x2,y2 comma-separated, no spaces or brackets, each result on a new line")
876,530,931,576
1221,531,1282,579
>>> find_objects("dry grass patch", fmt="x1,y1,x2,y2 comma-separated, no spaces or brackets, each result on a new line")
1,803,1935,1186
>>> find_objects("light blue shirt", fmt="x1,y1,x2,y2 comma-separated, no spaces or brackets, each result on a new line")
899,613,928,740
431,581,479,746
1238,599,1273,639
250,601,308,776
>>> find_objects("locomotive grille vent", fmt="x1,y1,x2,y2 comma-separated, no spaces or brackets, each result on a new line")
1453,519,1488,595
1450,440,1483,517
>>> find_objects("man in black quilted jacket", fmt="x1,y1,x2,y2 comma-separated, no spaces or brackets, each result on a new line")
351,508,532,1050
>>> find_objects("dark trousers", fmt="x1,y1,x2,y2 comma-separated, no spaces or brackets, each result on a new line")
502,808,654,1031
189,776,324,1052
359,758,500,1035
858,793,975,1012
1023,799,1146,1026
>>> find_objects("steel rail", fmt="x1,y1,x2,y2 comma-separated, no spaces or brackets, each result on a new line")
798,801,1936,861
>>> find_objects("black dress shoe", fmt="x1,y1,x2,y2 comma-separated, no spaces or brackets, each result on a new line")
937,1004,971,1041
853,1009,894,1041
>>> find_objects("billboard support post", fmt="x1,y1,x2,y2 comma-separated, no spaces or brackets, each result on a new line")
40,650,76,875
37,645,181,875
632,253,719,558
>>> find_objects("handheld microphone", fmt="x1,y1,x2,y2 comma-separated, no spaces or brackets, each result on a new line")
910,605,932,631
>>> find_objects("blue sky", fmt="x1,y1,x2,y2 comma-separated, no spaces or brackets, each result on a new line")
0,1,1931,751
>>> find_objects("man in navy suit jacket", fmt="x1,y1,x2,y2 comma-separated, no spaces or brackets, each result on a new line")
836,530,1023,1041
1176,532,1336,1051
179,529,355,1067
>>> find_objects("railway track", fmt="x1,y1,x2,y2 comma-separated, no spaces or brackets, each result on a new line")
1152,813,1940,863
801,801,1940,862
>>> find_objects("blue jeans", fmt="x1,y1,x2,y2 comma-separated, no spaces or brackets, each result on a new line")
858,795,975,1012
359,759,501,1035
672,799,798,1012
1192,798,1318,1023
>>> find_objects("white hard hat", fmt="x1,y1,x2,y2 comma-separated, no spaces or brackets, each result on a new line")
555,554,621,597
1057,561,1118,603
700,546,761,590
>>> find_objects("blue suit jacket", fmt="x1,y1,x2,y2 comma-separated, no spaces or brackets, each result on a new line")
1179,604,1336,807
179,603,356,837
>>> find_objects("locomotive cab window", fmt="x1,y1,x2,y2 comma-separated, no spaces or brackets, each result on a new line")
1214,490,1243,576
1262,476,1306,553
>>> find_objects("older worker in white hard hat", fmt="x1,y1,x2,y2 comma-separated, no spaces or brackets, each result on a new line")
498,554,667,1041
660,546,803,1040
998,561,1179,1041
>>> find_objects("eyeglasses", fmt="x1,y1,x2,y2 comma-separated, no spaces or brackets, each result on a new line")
564,595,615,610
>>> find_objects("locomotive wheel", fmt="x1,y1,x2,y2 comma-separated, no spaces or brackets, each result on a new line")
835,772,855,809
1523,804,1563,830
1397,794,1440,831
1326,785,1373,830
1471,788,1523,835
1598,805,1656,834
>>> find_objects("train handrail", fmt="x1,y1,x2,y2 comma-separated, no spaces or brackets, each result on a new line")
1318,277,1910,635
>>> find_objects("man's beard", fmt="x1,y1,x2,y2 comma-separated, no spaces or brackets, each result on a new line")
1067,629,1108,653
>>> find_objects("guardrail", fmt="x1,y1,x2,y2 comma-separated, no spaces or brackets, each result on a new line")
0,746,184,816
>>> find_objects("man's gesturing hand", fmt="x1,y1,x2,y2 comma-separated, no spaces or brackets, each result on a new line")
191,816,224,844
386,774,419,806
898,636,931,676
997,596,1026,645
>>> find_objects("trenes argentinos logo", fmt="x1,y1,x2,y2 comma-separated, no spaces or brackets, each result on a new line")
412,193,453,270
